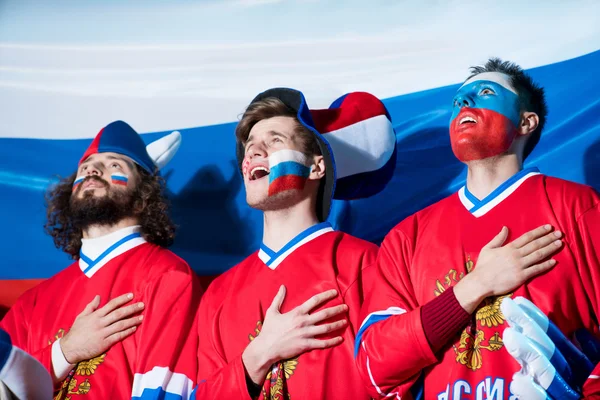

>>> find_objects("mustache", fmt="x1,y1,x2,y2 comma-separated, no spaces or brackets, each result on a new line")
81,175,109,188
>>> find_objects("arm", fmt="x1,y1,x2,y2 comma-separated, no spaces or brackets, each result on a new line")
354,229,446,399
130,267,202,400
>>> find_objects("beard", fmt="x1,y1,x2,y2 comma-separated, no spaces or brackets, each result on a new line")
70,176,137,229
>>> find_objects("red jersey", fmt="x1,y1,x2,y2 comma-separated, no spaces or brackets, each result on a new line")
356,168,600,399
1,226,201,400
194,222,377,399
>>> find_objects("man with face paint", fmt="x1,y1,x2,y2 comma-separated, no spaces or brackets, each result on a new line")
0,121,201,399
356,58,600,399
192,88,397,399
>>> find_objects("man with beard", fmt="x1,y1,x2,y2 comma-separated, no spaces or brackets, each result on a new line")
192,89,398,399
355,59,600,399
0,121,201,399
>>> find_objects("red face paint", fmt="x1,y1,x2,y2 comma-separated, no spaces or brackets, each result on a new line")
450,108,518,162
242,157,251,176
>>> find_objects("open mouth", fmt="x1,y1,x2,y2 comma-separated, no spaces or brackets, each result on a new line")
249,166,270,181
459,116,477,125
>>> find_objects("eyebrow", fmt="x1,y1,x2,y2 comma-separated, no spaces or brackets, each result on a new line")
79,155,134,169
106,155,135,169
245,130,287,147
268,130,288,139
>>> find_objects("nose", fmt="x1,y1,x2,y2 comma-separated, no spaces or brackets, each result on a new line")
249,144,268,159
454,93,474,108
85,164,102,176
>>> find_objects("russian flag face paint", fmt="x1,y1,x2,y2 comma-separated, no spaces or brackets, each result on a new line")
111,172,129,186
72,176,85,192
267,149,311,197
449,72,521,162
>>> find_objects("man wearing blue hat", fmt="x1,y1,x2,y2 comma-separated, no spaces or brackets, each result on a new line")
193,88,397,399
1,121,201,399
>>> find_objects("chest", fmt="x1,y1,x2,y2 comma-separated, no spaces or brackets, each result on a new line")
216,263,343,356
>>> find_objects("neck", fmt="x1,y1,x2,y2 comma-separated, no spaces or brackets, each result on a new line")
262,198,320,252
82,217,140,239
465,154,522,199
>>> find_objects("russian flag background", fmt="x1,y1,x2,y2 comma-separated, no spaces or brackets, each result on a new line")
1,1,599,315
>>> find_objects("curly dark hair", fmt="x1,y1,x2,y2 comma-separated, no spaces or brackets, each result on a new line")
45,165,176,259
467,58,548,160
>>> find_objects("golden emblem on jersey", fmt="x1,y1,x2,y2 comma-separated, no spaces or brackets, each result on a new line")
50,329,106,399
453,326,503,371
433,256,511,371
249,321,298,400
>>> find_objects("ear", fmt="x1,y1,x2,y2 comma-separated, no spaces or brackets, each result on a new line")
308,155,325,181
518,111,539,137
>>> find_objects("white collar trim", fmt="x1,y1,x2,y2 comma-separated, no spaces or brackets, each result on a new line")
258,222,334,270
79,225,146,278
458,167,541,218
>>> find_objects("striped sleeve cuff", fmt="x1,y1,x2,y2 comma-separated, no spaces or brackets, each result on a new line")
421,286,471,353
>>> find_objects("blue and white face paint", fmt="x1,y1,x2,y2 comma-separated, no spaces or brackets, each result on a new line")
449,72,522,161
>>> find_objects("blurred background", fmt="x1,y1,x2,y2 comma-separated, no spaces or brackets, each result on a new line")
1,0,599,315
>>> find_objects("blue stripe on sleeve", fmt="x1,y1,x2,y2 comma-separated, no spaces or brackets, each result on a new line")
354,314,394,358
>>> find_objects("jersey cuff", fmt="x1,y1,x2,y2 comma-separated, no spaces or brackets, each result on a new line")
51,339,75,382
421,286,471,353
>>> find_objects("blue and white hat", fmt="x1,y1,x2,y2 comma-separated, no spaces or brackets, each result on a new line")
79,120,182,173
237,88,397,221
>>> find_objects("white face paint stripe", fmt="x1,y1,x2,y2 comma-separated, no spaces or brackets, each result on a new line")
268,149,310,168
460,72,518,95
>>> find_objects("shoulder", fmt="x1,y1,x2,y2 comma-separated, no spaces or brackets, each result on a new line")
542,175,600,218
138,244,194,276
383,194,452,246
331,232,378,266
132,245,201,296
7,261,79,311
202,253,257,302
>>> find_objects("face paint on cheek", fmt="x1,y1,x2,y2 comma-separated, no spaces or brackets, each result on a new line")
267,149,311,197
450,109,518,162
242,158,251,176
111,172,129,186
72,176,86,192
449,76,522,162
